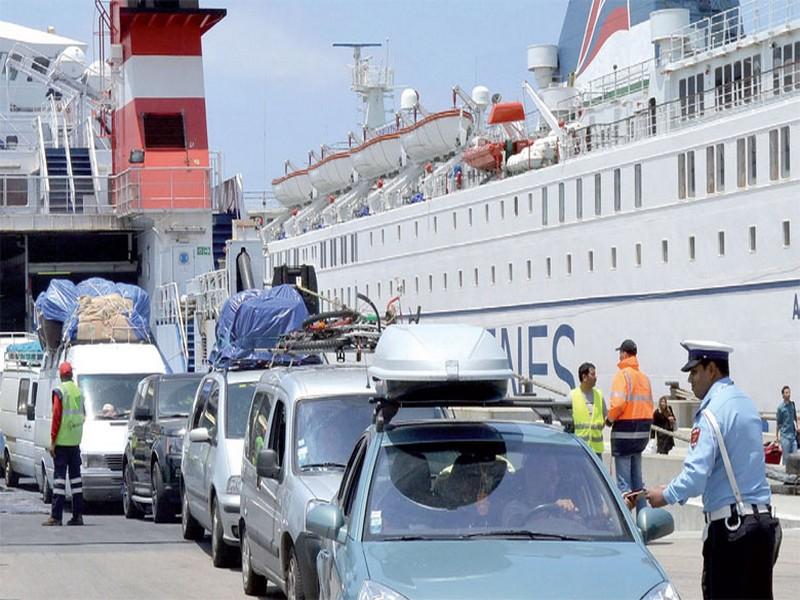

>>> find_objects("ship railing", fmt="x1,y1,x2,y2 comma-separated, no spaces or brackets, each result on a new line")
154,282,189,367
0,173,110,214
188,268,229,322
110,166,212,216
580,59,653,106
662,0,800,65
0,113,41,151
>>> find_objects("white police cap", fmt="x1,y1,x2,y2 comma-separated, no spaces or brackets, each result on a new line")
680,340,733,372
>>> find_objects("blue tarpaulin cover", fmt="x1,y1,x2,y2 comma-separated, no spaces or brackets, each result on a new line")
210,285,315,368
34,279,77,323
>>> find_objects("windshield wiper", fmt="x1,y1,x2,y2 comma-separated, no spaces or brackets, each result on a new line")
459,530,589,541
380,535,452,541
300,462,346,470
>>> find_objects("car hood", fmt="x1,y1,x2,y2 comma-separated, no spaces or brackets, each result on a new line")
299,471,342,502
225,438,244,477
362,540,666,599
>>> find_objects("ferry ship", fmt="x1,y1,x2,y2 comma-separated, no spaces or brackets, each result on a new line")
263,0,800,410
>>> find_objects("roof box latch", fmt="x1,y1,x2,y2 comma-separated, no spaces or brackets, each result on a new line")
445,360,459,381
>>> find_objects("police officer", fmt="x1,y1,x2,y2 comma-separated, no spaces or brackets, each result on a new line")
646,341,780,599
42,362,85,526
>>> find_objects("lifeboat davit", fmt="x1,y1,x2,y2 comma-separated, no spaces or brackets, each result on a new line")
308,150,354,195
351,131,402,180
400,109,473,164
272,169,313,208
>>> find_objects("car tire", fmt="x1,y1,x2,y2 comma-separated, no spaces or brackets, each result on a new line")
241,525,267,596
151,462,171,523
287,548,306,600
181,485,204,540
41,465,52,504
122,463,143,519
211,497,237,568
4,450,19,487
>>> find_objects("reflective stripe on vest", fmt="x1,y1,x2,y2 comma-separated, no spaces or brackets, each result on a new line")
570,387,605,453
55,380,84,446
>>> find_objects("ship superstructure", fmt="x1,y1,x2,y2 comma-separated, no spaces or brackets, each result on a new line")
264,0,800,410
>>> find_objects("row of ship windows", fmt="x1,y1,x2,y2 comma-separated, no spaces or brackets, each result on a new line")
320,221,793,304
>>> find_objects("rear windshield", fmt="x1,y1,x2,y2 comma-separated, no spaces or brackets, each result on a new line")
225,381,257,438
78,373,150,420
158,377,202,418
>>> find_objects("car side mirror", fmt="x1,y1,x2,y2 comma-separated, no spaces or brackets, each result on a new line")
256,449,280,479
307,503,345,542
26,404,35,421
189,427,211,443
134,406,152,421
637,507,675,544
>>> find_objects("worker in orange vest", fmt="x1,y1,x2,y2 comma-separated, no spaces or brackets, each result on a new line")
606,339,653,511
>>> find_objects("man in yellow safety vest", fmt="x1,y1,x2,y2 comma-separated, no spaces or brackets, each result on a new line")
570,362,606,460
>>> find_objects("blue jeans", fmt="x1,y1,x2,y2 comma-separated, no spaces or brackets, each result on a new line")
615,453,646,510
780,435,798,465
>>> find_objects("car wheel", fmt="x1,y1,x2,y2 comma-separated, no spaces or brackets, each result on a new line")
4,450,19,487
241,525,267,596
151,462,171,523
122,463,143,519
287,548,306,600
41,465,52,504
181,485,204,540
211,498,236,568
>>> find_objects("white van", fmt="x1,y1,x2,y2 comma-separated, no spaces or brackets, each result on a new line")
0,353,41,485
33,342,166,503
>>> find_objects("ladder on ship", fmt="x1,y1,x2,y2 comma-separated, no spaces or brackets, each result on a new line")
45,147,94,213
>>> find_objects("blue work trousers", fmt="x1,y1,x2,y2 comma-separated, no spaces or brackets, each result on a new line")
615,452,646,511
780,435,798,465
51,445,83,522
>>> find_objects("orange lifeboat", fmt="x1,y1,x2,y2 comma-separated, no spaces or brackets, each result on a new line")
463,138,504,172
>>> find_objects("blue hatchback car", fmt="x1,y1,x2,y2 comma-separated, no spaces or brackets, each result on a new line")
309,419,679,600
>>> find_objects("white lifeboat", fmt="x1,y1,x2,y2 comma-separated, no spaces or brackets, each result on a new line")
505,134,559,174
400,109,473,164
271,168,313,208
351,131,402,180
308,149,354,195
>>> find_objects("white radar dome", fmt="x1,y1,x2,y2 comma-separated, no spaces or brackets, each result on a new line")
54,46,86,79
400,88,419,111
471,85,490,108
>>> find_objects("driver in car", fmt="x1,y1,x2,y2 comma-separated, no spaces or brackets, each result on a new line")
502,453,580,527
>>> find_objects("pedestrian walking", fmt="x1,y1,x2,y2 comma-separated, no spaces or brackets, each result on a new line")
607,339,653,510
652,396,676,455
569,362,606,460
42,362,85,526
775,385,798,465
646,341,780,600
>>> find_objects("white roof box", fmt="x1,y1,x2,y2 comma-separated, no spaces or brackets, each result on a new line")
370,324,512,383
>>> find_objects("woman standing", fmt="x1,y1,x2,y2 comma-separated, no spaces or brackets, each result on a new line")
652,396,676,455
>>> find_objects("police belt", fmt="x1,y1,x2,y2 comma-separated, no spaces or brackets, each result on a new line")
704,503,772,524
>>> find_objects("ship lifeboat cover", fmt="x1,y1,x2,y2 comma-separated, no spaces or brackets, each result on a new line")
487,101,525,125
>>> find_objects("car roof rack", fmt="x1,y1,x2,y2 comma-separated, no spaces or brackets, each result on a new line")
3,348,44,368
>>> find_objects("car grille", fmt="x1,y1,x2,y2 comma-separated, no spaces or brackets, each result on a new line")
105,455,123,472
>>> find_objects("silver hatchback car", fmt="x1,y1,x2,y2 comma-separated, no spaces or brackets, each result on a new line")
180,368,260,567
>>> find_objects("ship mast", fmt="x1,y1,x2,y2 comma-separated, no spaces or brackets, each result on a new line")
333,42,394,131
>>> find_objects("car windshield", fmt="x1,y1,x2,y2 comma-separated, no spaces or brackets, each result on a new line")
364,436,631,542
295,398,442,471
158,377,202,418
225,381,257,438
78,373,150,420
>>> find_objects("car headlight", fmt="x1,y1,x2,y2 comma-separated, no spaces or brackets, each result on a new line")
226,475,242,494
641,581,681,600
166,435,184,455
81,453,106,469
357,581,410,600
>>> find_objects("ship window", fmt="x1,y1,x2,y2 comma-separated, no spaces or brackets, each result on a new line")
718,231,726,256
769,129,780,181
541,187,548,226
474,267,479,286
594,173,601,215
634,164,642,208
500,200,505,219
428,275,433,292
687,151,696,197
443,273,447,290
613,168,621,212
366,283,370,297
414,277,419,293
635,243,642,267
508,263,513,282
558,183,565,223
723,64,732,107
528,192,533,213
381,229,385,245
433,216,438,233
689,235,696,261
546,257,552,278
526,260,532,279
610,246,617,270
749,226,757,252
781,126,791,178
678,154,687,199
370,231,374,246
341,237,347,264
576,178,584,219
347,287,352,306
716,143,725,191
485,203,490,223
733,61,743,104
773,44,783,94
687,76,695,116
378,282,382,297
331,239,337,266
513,195,519,217
468,208,473,226
783,221,791,247
452,211,457,230
415,221,419,238
491,265,496,285
714,66,723,108
566,254,572,275
783,43,794,92
397,225,401,241
142,113,185,149
737,138,746,187
458,270,463,288
747,135,757,185
662,240,669,263
706,146,716,194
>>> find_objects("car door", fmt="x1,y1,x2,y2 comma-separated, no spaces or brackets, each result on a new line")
261,395,288,577
133,380,155,486
184,378,212,522
17,377,36,474
199,380,220,525
242,388,273,567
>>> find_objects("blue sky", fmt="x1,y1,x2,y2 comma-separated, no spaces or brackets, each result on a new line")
0,0,567,193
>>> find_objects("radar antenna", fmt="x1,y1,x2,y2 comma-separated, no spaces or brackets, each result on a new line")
333,42,394,130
